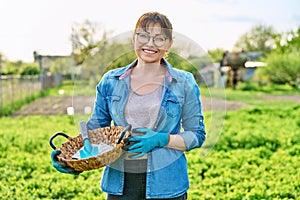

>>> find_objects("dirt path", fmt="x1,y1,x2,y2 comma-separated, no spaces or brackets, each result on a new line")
262,94,300,104
12,95,250,117
11,93,299,117
12,96,95,116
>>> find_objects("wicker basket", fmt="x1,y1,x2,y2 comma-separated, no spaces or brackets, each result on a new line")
49,126,130,171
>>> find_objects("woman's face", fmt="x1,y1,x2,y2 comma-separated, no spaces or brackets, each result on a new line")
133,23,172,64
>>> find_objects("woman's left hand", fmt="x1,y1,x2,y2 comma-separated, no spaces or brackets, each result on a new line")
123,128,169,158
51,150,82,175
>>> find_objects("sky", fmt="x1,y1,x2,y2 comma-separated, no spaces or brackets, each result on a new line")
0,0,299,62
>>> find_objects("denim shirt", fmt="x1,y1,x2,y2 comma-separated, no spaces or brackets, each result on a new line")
87,58,206,199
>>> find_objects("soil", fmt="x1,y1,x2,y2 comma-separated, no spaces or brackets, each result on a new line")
12,94,299,117
12,96,95,117
262,94,300,104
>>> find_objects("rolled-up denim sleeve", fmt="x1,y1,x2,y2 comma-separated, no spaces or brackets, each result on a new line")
87,73,112,130
178,73,206,151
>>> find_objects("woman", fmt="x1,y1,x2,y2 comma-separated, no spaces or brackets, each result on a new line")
52,11,206,200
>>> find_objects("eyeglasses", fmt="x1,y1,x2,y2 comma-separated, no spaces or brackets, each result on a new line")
136,32,168,47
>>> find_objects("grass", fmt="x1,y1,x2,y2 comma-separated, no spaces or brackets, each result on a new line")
45,80,96,96
200,83,299,109
0,90,49,117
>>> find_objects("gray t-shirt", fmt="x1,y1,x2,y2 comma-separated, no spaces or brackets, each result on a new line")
124,85,163,162
124,85,163,133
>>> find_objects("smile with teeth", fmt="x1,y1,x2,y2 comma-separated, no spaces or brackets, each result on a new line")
142,48,158,54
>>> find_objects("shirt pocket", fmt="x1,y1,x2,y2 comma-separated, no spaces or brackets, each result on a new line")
165,95,183,118
107,95,121,117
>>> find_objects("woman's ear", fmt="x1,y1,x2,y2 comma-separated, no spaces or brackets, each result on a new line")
166,40,173,52
131,32,136,45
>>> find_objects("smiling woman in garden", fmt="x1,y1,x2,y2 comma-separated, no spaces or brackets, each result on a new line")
50,11,206,200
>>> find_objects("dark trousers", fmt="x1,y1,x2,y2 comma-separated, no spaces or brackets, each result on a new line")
232,69,239,89
107,160,187,200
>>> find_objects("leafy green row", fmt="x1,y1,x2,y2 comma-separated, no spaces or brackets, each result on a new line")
214,105,300,151
0,104,299,199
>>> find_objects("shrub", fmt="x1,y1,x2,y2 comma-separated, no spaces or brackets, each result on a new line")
263,51,300,88
19,63,40,75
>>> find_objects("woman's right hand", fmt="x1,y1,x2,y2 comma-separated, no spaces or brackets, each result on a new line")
51,150,82,175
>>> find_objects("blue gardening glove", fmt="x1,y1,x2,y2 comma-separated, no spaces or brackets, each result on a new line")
51,150,82,175
123,128,169,158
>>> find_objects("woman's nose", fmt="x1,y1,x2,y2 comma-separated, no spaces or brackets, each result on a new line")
146,37,155,46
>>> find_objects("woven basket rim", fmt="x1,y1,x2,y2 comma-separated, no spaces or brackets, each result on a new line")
56,126,130,171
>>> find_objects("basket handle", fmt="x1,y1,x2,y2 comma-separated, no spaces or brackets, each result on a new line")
49,132,70,150
117,124,132,144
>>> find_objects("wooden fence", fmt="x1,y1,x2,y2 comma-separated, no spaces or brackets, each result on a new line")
0,75,42,115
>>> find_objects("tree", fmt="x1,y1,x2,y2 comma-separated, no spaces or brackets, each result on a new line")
49,57,72,75
2,61,20,75
71,20,112,65
263,27,300,88
0,53,3,74
208,48,227,63
264,52,300,88
234,24,278,55
275,27,300,54
19,63,40,75
76,31,135,86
